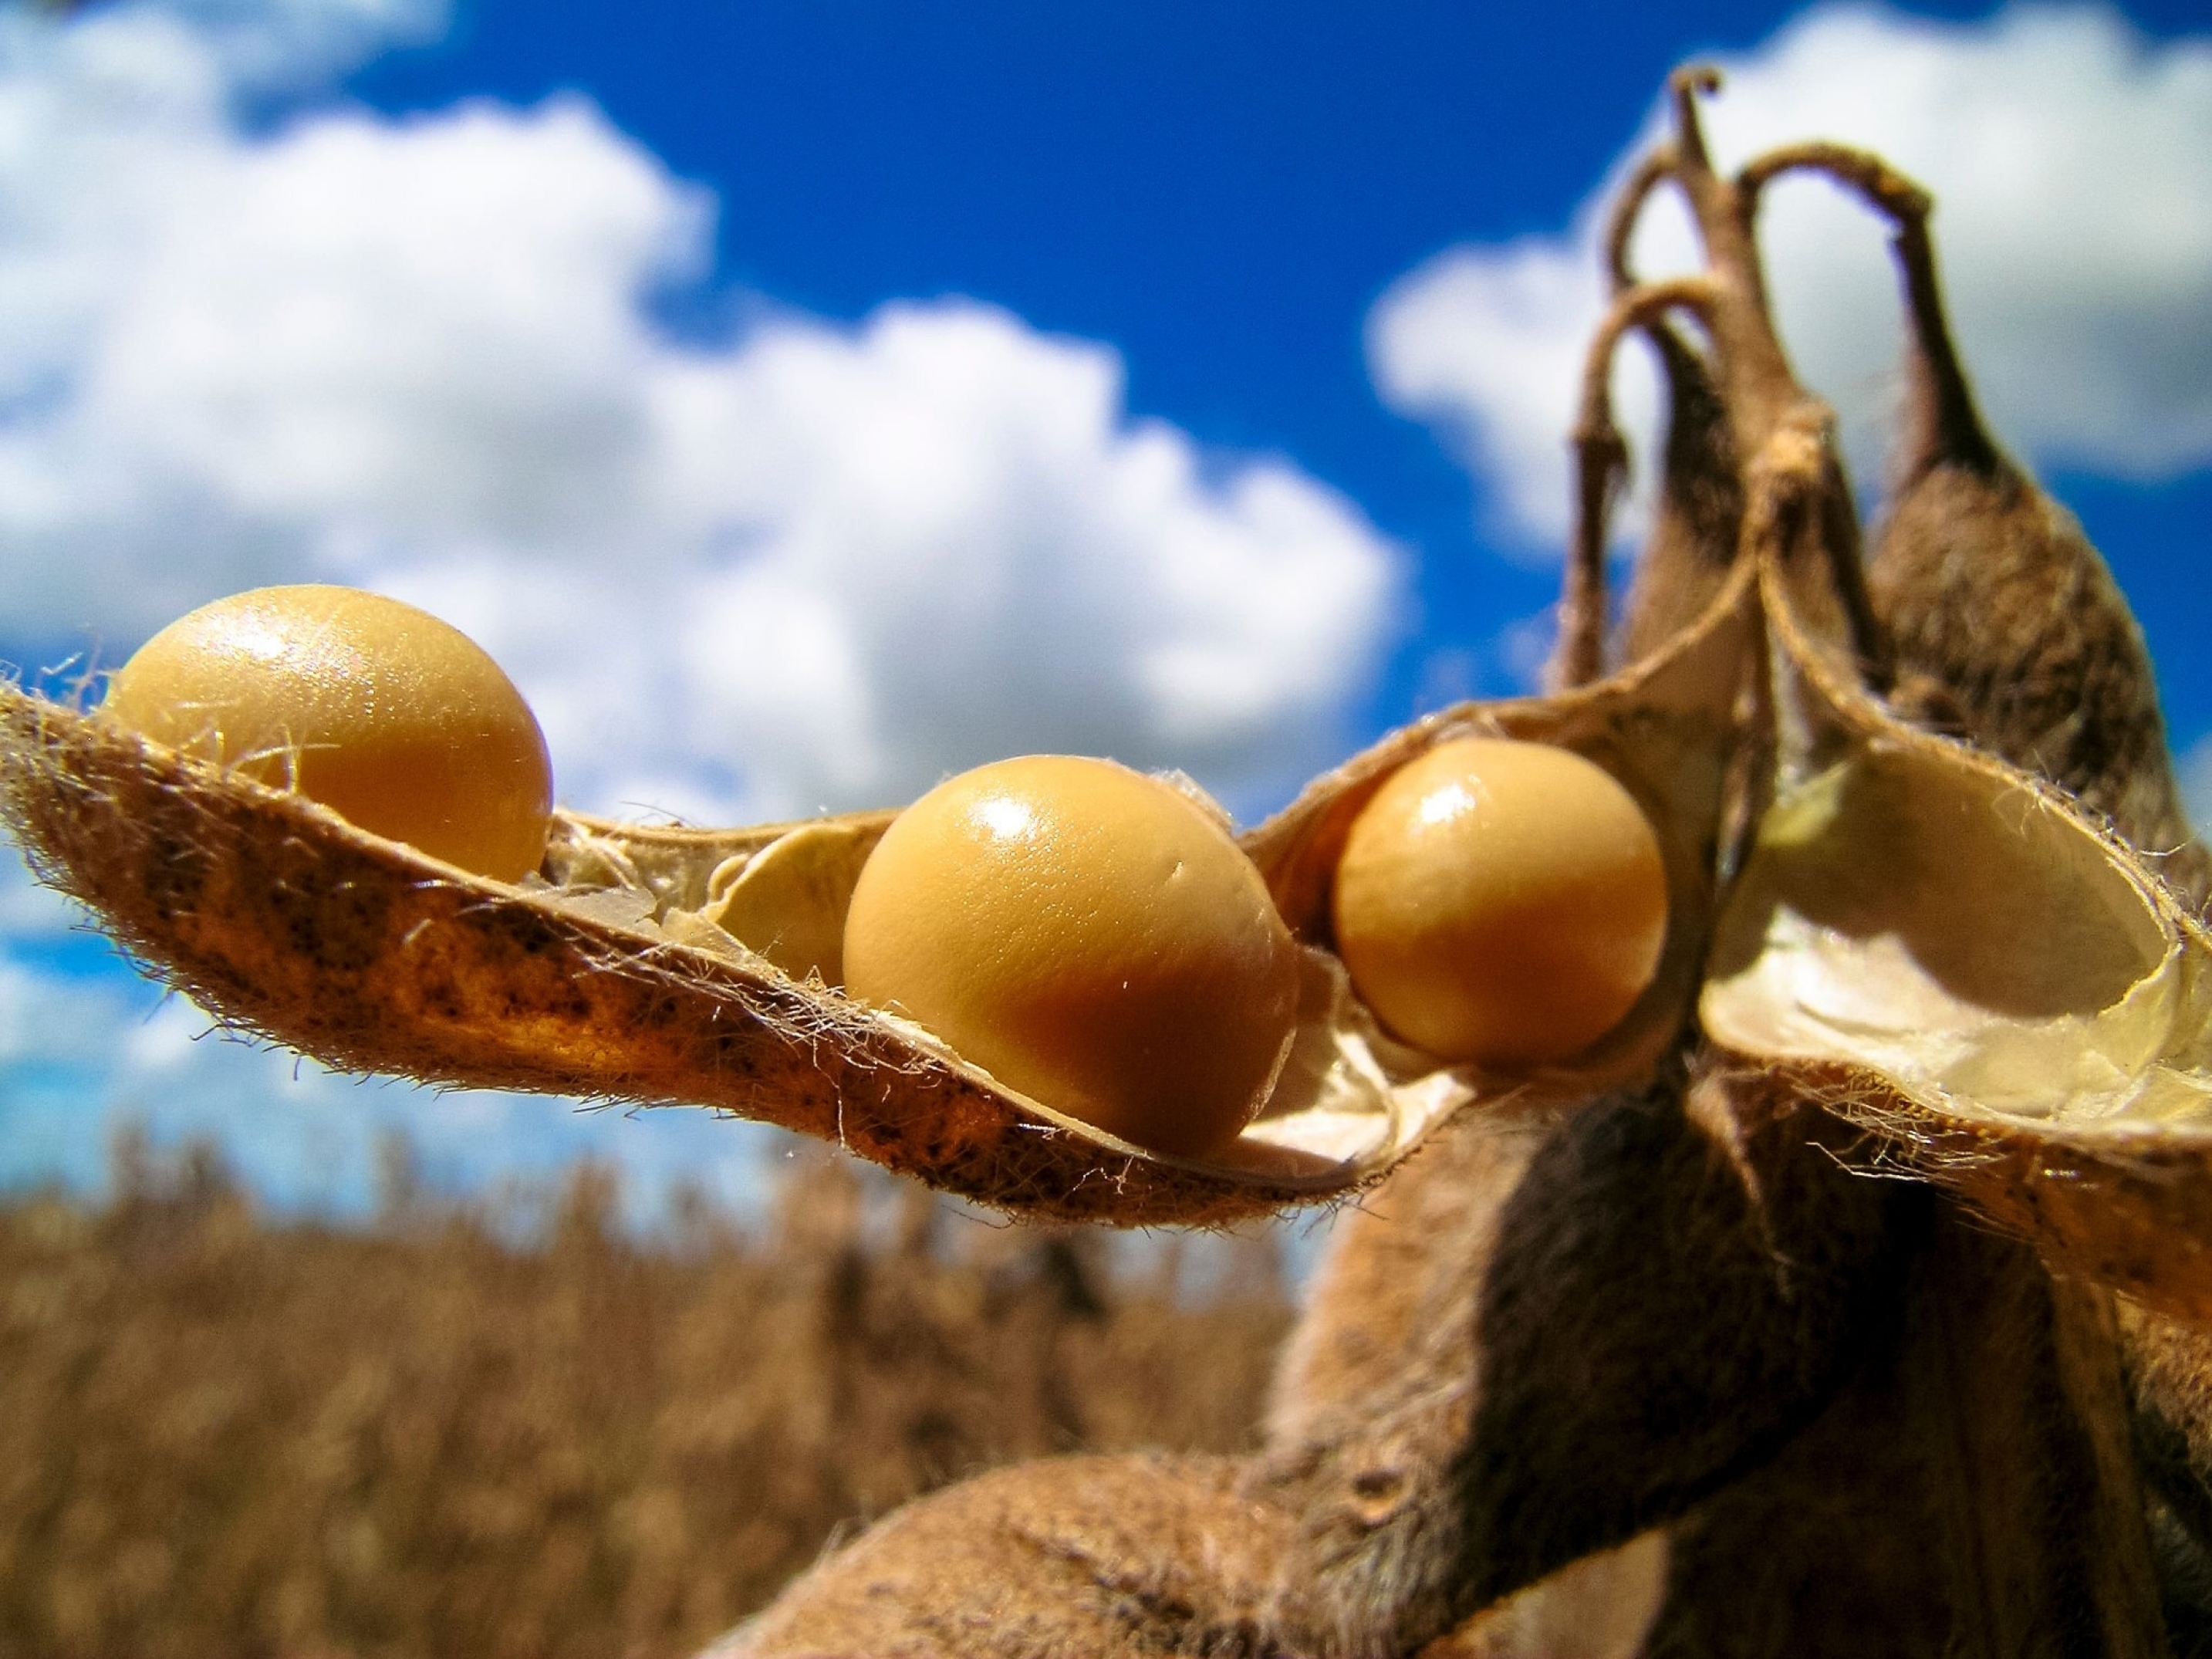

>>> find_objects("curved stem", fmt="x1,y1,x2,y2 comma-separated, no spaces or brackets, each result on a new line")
1555,428,1627,691
1737,141,1998,484
1660,68,1803,451
1662,77,1902,689
1738,141,1930,228
1602,147,1676,293
1553,278,1725,689
1890,215,2002,481
1669,65,1721,174
1576,279,1727,441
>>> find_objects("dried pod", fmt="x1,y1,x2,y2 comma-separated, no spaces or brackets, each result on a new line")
1648,1208,2165,1657
715,1453,1292,1659
1819,150,2212,1629
688,69,2212,1659
1253,1063,1911,1652
1253,70,2197,1654
0,692,1326,1224
1646,135,2212,1331
1700,550,2212,1330
1869,204,2207,904
0,565,1748,1224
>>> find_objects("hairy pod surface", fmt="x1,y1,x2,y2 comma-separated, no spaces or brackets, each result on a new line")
0,549,1752,1222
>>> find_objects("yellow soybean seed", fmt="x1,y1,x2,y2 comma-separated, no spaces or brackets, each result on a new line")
1333,737,1667,1066
103,585,554,884
843,755,1302,1158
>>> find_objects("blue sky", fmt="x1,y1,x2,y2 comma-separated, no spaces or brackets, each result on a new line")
3,0,2210,1221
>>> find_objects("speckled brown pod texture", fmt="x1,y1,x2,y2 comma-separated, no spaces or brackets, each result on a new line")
0,686,1376,1226
0,549,1752,1225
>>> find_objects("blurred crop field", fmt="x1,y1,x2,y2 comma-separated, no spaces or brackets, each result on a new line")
0,1130,1292,1659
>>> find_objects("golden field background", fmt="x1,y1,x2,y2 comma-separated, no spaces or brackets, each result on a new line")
0,1130,1292,1659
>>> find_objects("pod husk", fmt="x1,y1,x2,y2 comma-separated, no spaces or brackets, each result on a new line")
1703,554,2212,1328
0,564,1743,1225
1659,133,2212,1330
1869,204,2203,888
0,685,1351,1225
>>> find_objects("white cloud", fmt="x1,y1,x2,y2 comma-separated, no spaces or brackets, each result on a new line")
649,306,1396,816
158,0,448,88
1371,3,2212,552
0,0,1400,1211
0,0,1401,826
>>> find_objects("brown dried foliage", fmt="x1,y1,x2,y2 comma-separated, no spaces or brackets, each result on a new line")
0,1138,1288,1659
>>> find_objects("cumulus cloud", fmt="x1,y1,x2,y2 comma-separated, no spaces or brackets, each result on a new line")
1371,3,2212,552
0,0,1400,1208
1,0,1401,825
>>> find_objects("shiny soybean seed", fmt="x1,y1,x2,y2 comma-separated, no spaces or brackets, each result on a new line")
103,585,554,884
1332,737,1667,1067
843,755,1302,1158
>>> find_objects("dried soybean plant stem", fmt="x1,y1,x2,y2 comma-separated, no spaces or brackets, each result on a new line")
1602,145,1677,292
1658,67,1799,444
1549,114,1686,689
1553,277,1724,690
1731,140,1993,485
1659,70,1893,691
1553,422,1625,691
1736,140,1932,230
1887,213,2004,484
1728,121,2180,1657
1590,130,1752,673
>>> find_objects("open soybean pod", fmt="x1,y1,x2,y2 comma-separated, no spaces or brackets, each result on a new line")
0,60,1725,1232
1654,113,2212,1337
0,559,1750,1227
1702,558,2212,1332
